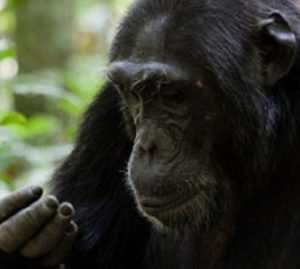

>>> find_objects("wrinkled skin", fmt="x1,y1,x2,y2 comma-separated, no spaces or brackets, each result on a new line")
0,186,77,268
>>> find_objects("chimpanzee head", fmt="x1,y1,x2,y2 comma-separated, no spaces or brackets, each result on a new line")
107,0,298,231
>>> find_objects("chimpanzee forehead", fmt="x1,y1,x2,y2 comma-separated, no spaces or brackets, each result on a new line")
133,15,171,61
113,0,254,75
128,13,208,71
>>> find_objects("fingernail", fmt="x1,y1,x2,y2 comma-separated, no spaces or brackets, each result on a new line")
45,196,59,209
59,203,74,217
65,222,78,235
31,186,43,197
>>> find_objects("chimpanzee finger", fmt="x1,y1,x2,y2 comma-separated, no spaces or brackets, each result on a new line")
0,195,58,253
41,221,78,267
0,186,43,222
20,202,75,258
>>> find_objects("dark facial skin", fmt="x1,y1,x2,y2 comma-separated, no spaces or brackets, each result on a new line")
107,3,298,233
108,59,224,231
107,15,228,231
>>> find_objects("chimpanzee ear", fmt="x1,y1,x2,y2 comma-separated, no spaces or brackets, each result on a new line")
257,12,297,87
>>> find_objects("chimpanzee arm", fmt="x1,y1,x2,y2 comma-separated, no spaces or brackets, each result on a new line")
51,85,150,269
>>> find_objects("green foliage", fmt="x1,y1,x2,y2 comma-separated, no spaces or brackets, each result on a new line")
62,56,106,109
0,80,102,189
5,0,24,9
0,111,27,125
0,0,132,190
0,0,16,34
0,45,15,60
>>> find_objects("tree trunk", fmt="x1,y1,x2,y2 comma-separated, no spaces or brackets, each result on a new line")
16,0,74,72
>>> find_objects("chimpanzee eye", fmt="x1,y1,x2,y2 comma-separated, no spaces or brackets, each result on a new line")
161,89,183,100
111,82,126,98
130,91,140,102
160,83,186,103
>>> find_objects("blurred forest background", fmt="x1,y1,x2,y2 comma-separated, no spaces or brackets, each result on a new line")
0,0,133,197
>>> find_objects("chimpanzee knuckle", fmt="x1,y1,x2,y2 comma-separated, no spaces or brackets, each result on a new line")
0,196,60,254
43,195,59,211
66,221,78,237
20,211,73,258
0,211,35,253
0,225,16,253
0,186,43,223
41,222,78,267
23,197,57,221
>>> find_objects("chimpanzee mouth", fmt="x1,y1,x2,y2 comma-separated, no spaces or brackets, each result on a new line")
139,193,197,215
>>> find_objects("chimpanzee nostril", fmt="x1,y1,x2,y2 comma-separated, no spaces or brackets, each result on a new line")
135,121,175,160
138,140,158,157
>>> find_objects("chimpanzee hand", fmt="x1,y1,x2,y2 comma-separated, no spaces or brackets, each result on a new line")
0,186,78,268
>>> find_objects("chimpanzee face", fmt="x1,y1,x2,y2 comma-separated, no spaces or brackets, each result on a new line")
107,1,297,231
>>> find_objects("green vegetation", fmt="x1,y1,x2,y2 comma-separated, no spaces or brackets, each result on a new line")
0,0,133,195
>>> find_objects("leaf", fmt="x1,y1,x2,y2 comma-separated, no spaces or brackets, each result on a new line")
8,115,58,139
0,46,15,60
0,112,27,125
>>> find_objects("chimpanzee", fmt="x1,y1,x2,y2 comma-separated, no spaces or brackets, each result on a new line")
1,0,300,268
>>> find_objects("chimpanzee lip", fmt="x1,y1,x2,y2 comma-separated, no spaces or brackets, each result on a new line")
139,193,196,215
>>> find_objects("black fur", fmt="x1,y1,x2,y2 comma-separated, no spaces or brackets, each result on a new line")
51,0,300,268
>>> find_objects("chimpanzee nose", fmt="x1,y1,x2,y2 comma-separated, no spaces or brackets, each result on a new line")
137,133,159,159
138,137,158,157
135,122,174,160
